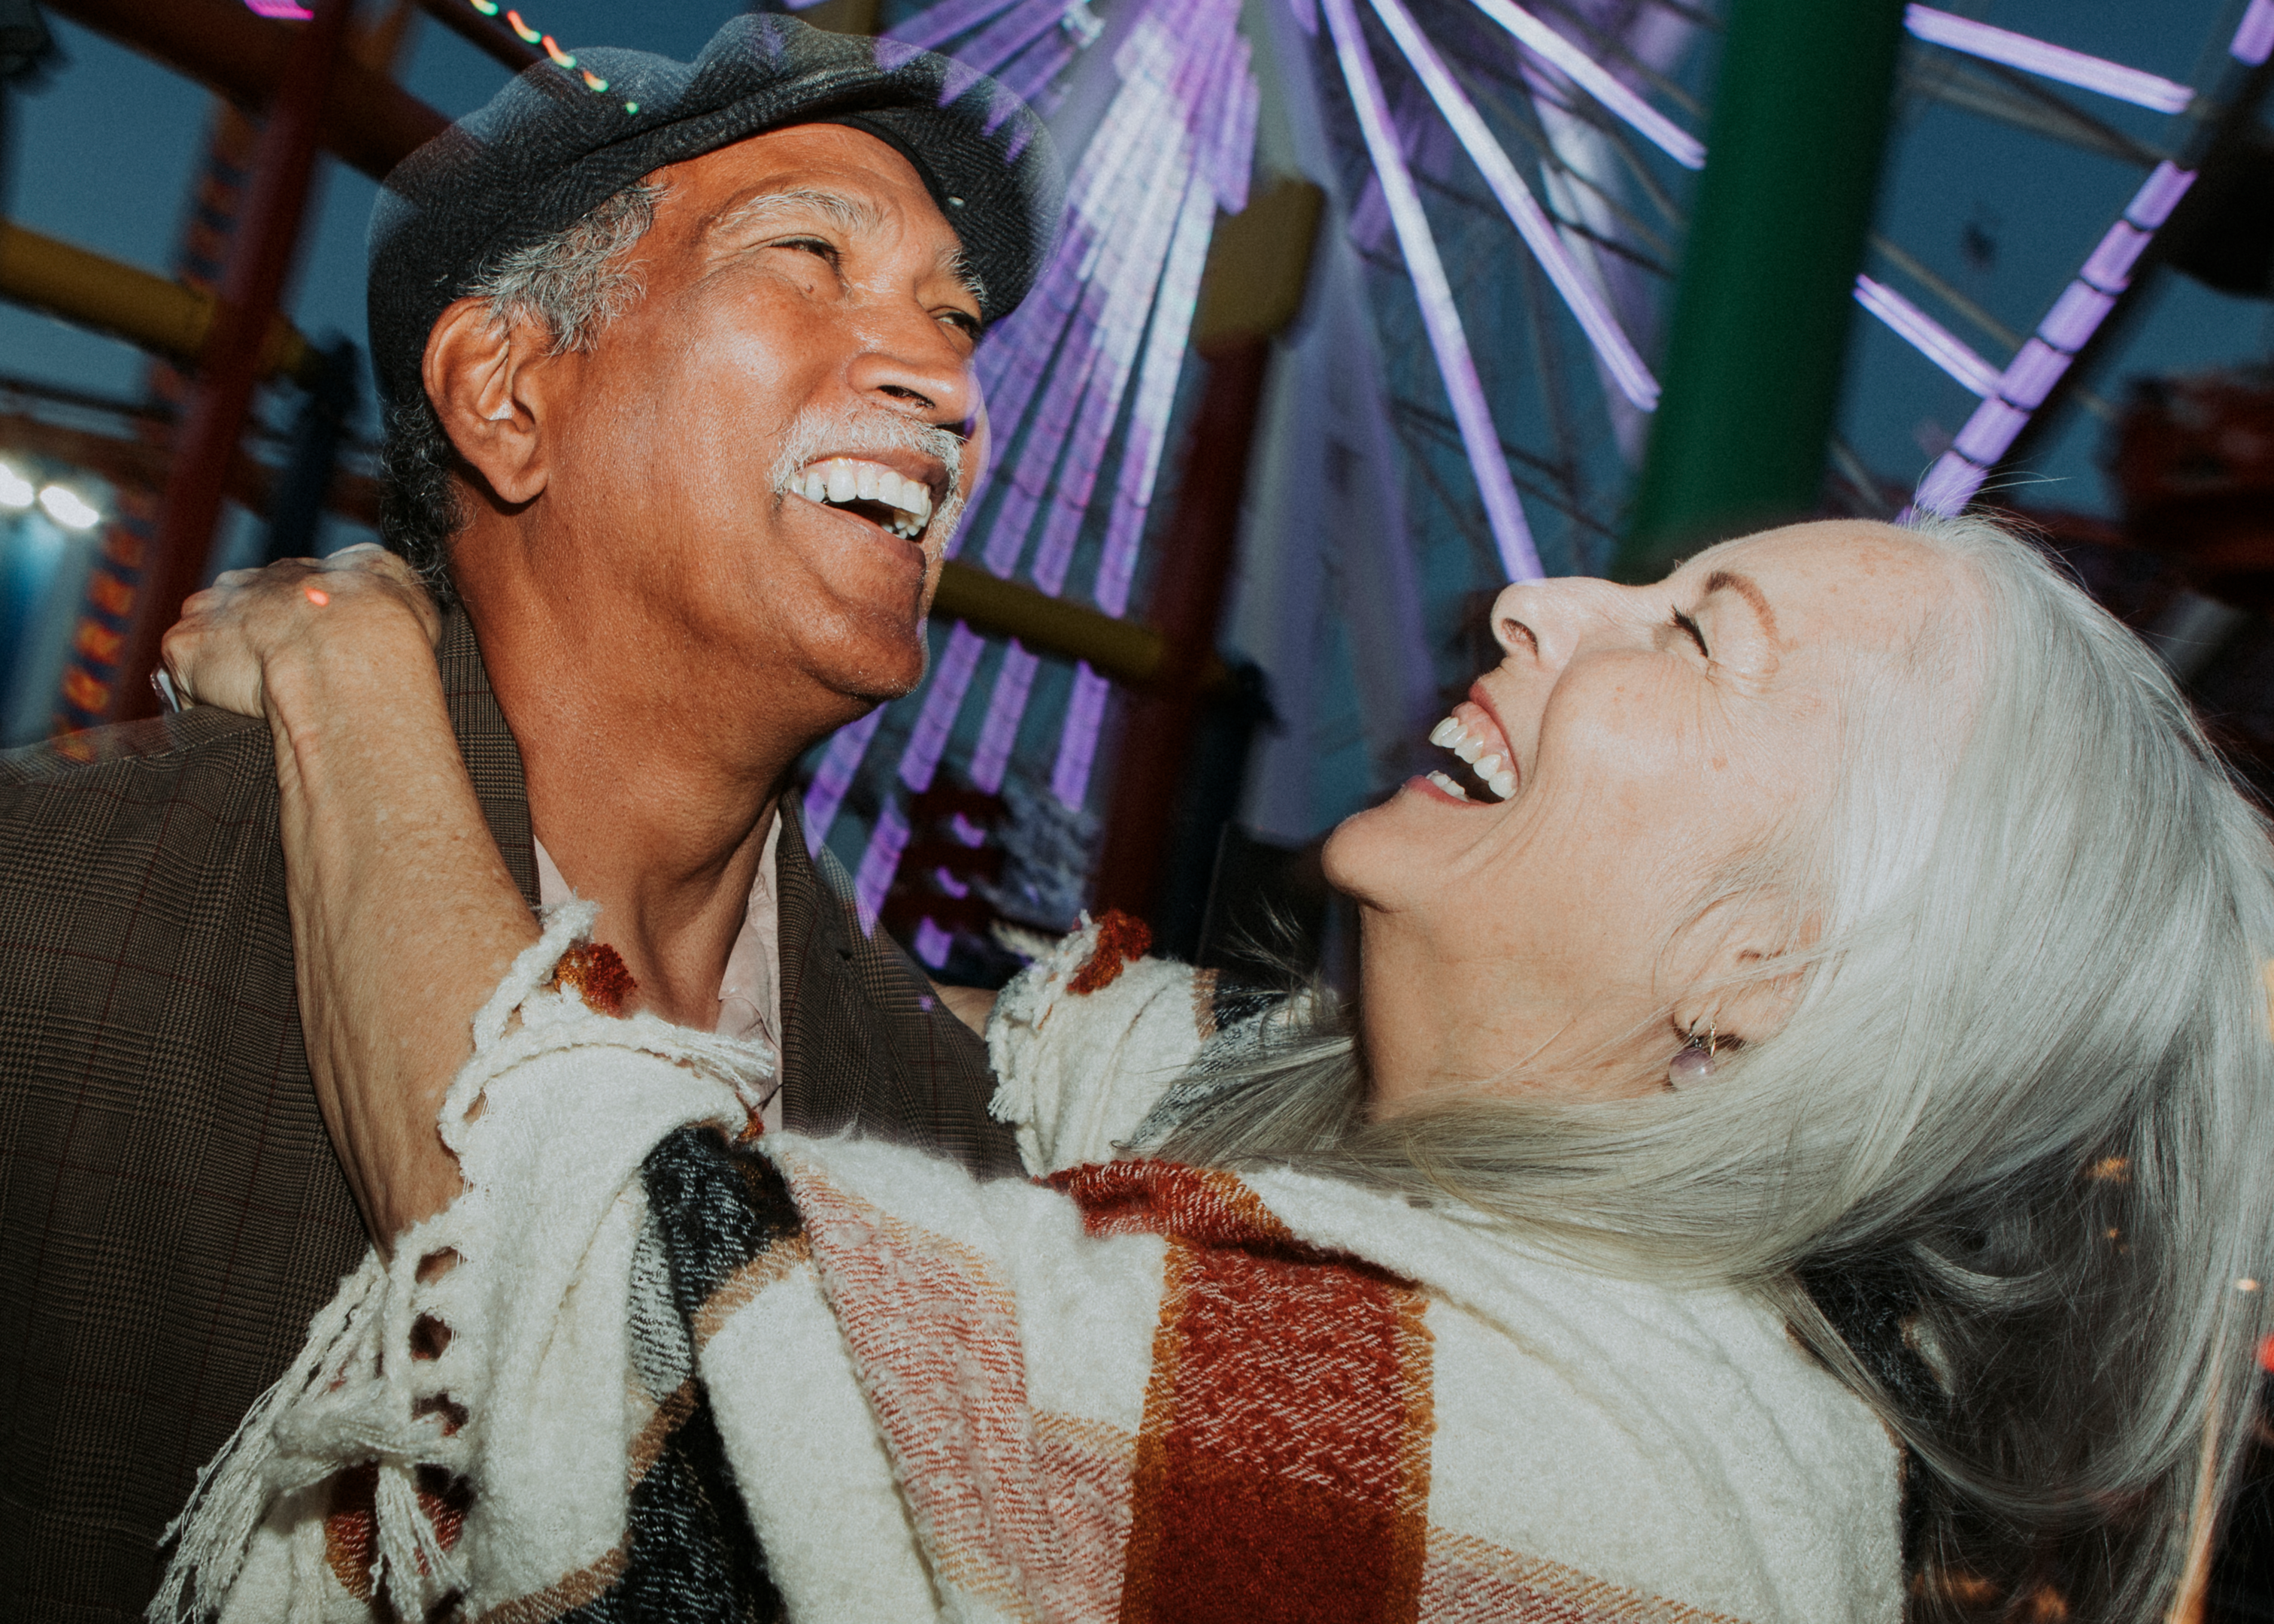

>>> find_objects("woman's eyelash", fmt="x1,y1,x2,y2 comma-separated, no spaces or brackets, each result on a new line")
1670,607,1709,657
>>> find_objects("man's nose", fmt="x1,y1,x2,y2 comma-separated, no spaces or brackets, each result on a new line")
845,302,980,428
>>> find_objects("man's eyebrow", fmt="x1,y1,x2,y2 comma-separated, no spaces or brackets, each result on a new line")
938,244,986,310
708,186,887,240
1702,569,1779,639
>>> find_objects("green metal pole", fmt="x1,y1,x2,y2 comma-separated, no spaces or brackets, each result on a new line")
1615,0,1909,581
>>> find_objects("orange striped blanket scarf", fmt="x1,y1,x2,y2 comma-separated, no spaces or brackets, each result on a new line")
155,909,1900,1623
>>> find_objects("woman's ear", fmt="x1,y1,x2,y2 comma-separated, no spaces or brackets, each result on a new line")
422,298,553,507
1666,889,1812,1047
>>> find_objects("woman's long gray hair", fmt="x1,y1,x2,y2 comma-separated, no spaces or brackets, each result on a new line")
1151,514,2274,1621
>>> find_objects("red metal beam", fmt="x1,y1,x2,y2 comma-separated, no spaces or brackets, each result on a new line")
44,0,446,181
106,0,357,723
1088,337,1272,922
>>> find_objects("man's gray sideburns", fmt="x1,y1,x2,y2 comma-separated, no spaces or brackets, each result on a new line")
378,177,667,602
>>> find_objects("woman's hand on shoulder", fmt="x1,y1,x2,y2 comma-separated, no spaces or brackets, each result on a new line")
159,543,441,721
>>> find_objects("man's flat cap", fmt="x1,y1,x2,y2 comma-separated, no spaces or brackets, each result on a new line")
368,14,1063,414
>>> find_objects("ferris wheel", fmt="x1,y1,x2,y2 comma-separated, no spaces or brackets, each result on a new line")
802,0,2269,970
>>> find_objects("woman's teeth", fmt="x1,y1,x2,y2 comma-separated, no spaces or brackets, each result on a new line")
793,457,935,540
1427,714,1517,800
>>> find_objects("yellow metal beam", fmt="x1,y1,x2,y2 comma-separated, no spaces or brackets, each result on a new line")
929,561,1227,690
0,220,317,385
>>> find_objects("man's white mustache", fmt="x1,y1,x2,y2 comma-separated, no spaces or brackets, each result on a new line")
767,407,969,550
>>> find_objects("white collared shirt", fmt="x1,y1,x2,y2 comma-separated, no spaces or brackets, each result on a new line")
533,815,786,1131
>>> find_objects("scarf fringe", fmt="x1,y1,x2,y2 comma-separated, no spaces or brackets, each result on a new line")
149,900,768,1622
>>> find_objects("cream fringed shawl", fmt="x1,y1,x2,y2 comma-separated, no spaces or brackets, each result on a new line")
153,914,1901,1624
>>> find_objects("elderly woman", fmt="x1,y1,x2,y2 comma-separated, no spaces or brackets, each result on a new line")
150,516,2268,1624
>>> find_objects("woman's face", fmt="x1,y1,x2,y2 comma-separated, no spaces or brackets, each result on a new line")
1325,520,1966,1104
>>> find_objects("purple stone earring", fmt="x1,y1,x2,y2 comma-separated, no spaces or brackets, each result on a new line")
1668,1020,1718,1089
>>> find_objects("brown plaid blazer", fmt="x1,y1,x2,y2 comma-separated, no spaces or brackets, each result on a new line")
0,610,1018,1622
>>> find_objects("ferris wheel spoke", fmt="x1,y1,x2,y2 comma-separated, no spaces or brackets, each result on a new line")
1462,0,1704,168
1321,0,1542,580
1904,5,2196,115
1361,0,1660,409
1854,274,2000,398
1914,160,2197,517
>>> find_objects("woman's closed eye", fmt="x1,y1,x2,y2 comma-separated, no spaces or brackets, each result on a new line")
1671,607,1710,658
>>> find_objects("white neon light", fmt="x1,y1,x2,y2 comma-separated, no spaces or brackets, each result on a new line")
1323,0,1540,580
37,485,101,531
1854,275,2000,397
1368,0,1659,409
0,462,34,511
1466,0,1704,169
1905,6,2194,114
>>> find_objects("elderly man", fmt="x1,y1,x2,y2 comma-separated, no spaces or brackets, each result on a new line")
0,17,1060,1617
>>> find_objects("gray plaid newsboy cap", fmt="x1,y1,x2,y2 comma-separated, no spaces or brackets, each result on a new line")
368,13,1064,413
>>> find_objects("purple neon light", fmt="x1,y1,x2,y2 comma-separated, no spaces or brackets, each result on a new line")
1029,167,1202,595
897,622,989,792
854,800,911,933
953,0,1075,79
1998,338,2071,411
996,29,1081,107
243,0,314,15
1034,47,1245,789
987,95,1197,580
2126,161,2197,229
1051,662,1114,807
802,707,886,844
1369,0,1660,409
1953,398,2029,464
2078,220,2151,292
950,813,989,848
1912,161,2197,517
2237,0,2274,65
913,917,955,968
1096,180,1218,616
1904,6,2194,114
1854,274,2000,397
887,0,1023,50
844,0,1257,927
1466,0,1703,168
2038,282,2117,352
1323,0,1540,581
971,644,1040,790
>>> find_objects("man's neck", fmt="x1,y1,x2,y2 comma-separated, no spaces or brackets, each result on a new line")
463,588,827,1028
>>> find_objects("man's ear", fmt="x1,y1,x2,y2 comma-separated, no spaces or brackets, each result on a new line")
423,298,555,507
1666,889,1814,1047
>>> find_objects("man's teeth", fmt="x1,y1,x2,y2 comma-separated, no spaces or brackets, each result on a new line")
1427,770,1470,801
794,457,935,539
1427,714,1517,800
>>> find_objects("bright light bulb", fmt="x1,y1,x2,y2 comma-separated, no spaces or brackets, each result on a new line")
38,485,102,531
0,463,34,511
